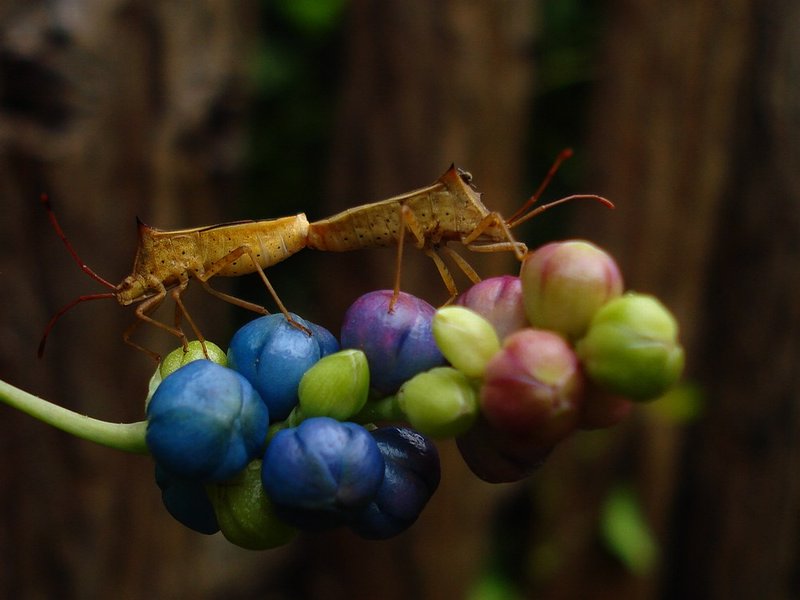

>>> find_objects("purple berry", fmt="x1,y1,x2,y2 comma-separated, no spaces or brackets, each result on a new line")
456,417,553,484
349,427,440,539
340,291,445,394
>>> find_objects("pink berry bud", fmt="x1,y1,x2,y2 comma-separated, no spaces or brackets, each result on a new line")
480,329,583,446
520,241,623,341
457,276,528,339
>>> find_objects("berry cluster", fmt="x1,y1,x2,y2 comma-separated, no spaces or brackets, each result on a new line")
144,239,684,548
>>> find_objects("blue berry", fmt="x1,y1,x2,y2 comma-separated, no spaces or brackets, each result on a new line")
227,314,339,421
146,360,269,482
261,417,384,529
154,464,219,534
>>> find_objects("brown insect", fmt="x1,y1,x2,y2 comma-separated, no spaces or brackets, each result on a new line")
38,197,310,361
307,149,614,309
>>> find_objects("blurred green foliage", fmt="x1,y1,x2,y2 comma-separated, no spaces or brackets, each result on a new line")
522,0,606,247
600,484,659,575
242,0,347,221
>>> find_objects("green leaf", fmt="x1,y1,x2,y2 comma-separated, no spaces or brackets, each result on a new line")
600,485,658,575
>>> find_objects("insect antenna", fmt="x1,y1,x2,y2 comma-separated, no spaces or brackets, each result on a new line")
506,149,614,229
38,193,119,357
40,193,117,290
38,292,116,357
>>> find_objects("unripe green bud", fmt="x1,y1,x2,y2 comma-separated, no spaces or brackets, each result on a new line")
397,367,479,438
520,240,623,340
298,349,370,421
207,460,296,550
146,341,226,405
576,293,684,401
432,306,500,378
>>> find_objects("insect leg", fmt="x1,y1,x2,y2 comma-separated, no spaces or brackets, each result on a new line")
440,245,482,284
125,286,188,362
196,246,311,335
196,279,270,316
462,212,526,260
423,246,459,305
170,275,209,358
389,205,428,312
464,240,528,255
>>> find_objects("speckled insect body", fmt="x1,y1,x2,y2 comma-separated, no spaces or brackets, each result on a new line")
39,199,310,360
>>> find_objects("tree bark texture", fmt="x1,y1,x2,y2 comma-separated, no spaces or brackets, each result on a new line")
0,1,297,596
304,1,538,599
543,0,800,598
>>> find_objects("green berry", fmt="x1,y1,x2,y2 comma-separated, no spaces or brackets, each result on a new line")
397,367,478,438
576,293,684,401
146,341,227,405
298,349,370,421
432,306,501,378
206,460,296,550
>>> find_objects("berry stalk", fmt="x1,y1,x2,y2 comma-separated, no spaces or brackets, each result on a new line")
0,378,149,454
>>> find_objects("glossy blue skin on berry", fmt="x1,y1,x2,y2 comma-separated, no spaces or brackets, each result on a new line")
349,427,440,539
155,465,219,535
261,417,384,529
227,314,339,421
340,291,445,394
146,360,269,482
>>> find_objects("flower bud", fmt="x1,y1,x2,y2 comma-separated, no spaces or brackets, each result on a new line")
432,306,500,378
396,367,479,438
480,329,583,445
298,349,370,421
207,460,296,550
457,276,528,339
576,293,684,401
341,291,445,394
520,240,623,340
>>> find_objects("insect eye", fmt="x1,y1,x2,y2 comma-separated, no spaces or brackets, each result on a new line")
457,169,476,189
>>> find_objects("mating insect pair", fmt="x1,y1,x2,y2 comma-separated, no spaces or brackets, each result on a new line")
38,150,613,361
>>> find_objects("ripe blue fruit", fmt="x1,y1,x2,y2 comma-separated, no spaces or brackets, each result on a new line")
349,427,440,539
227,314,339,421
261,417,384,530
146,360,269,482
154,465,219,535
340,290,445,394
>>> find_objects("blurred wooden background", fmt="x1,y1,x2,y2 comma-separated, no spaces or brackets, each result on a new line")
1,0,798,598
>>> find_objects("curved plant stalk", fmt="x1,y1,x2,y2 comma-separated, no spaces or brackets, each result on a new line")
0,379,149,454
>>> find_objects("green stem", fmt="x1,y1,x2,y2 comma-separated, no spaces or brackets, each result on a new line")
352,395,406,424
0,379,150,454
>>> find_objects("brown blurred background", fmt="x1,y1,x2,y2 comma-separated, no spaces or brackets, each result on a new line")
1,0,798,598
